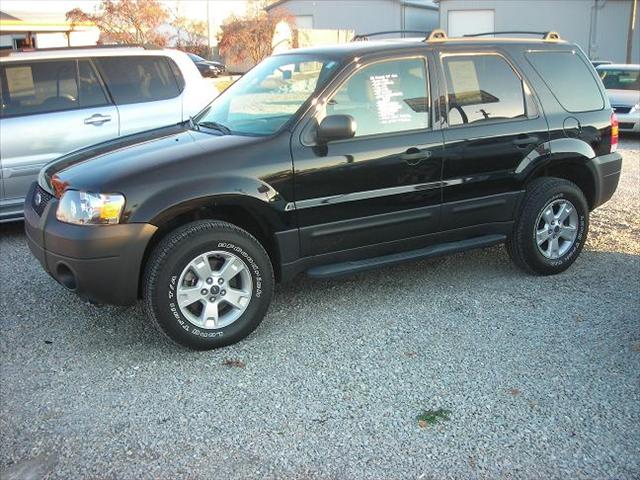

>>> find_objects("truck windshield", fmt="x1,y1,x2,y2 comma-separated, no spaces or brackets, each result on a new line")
197,54,340,136
598,69,640,91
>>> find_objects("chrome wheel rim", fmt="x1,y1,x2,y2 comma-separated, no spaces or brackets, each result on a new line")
535,199,579,259
176,250,253,329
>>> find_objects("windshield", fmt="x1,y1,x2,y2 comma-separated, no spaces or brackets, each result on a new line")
188,53,205,62
598,68,640,91
197,54,340,136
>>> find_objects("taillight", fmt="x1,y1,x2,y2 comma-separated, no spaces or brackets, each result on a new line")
611,112,619,153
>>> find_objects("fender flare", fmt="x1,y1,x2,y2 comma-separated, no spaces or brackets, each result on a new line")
129,175,290,230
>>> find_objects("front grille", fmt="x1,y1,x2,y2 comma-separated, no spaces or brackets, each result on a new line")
619,122,635,130
32,185,53,216
613,105,632,114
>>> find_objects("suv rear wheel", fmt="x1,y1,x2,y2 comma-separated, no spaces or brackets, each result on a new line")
508,177,589,275
142,220,274,350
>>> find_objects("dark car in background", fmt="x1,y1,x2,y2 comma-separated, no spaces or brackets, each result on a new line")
187,53,225,77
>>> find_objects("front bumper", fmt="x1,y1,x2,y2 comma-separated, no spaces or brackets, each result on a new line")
615,111,640,132
587,151,623,209
24,183,157,305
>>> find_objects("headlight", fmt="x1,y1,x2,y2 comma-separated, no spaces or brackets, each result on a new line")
630,103,640,114
56,190,125,225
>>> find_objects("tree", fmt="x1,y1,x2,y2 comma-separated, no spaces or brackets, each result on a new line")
169,10,209,57
218,10,292,66
66,0,169,46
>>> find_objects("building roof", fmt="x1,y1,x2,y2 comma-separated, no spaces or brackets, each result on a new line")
0,11,21,21
266,0,437,11
0,10,95,33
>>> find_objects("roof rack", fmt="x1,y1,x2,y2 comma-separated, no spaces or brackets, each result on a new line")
0,43,162,57
463,31,562,41
352,30,430,41
424,29,447,42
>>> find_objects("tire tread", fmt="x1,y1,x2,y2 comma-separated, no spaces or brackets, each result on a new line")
141,220,274,349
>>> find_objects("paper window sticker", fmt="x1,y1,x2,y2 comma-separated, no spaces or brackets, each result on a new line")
6,66,35,97
448,60,480,97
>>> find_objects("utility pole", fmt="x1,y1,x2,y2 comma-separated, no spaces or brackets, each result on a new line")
627,0,638,64
206,0,211,59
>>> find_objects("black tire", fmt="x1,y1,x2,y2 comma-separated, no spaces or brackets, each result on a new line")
142,220,274,350
507,177,589,275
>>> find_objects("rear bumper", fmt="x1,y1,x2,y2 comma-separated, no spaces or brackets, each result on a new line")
24,183,157,305
587,151,623,209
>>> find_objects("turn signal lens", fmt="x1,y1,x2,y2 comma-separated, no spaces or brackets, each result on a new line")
611,112,619,153
50,174,69,198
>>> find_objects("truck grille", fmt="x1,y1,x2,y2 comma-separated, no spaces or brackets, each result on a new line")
613,105,632,114
32,185,53,216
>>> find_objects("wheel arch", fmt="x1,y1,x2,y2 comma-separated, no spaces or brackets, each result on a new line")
138,194,288,298
519,138,598,210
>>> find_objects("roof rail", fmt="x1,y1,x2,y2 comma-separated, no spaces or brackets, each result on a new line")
463,31,562,41
0,43,162,57
352,30,430,41
425,29,447,42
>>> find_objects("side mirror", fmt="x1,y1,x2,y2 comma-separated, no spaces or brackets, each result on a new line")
317,114,356,143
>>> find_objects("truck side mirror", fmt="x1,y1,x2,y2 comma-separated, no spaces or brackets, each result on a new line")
316,114,356,143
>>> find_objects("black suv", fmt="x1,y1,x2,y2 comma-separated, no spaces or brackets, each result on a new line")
25,31,622,350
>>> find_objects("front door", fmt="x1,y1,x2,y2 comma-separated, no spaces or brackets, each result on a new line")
291,55,444,257
0,58,119,217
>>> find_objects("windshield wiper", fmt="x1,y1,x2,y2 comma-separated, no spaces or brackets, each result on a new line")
198,121,231,135
179,116,200,131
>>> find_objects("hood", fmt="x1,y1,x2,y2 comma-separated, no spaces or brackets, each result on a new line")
606,89,640,107
42,124,263,195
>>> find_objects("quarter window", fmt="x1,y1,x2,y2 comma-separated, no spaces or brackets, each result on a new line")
94,56,181,105
443,55,526,126
326,57,429,137
0,59,109,118
527,51,604,112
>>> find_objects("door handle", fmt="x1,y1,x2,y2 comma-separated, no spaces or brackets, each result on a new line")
401,147,432,165
512,135,539,148
84,114,111,126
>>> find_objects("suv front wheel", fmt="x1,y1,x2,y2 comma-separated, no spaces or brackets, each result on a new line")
142,220,274,350
508,177,589,275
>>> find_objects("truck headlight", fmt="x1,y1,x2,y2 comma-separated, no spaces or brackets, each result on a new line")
56,190,125,225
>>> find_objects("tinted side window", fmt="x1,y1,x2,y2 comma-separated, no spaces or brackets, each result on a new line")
95,56,180,105
167,58,185,92
527,51,604,112
443,55,526,126
1,60,77,117
78,60,109,107
327,57,429,137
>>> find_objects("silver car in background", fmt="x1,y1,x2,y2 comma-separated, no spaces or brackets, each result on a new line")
0,45,217,222
597,64,640,133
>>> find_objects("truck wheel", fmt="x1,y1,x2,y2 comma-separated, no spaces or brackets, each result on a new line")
507,177,589,275
142,220,274,350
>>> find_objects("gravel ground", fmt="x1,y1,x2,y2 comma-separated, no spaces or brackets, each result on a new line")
1,138,639,480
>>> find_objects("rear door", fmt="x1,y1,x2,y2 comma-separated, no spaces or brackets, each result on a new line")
0,58,118,216
438,50,549,231
94,55,183,135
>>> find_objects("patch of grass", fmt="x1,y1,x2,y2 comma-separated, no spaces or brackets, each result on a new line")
213,77,237,93
417,408,451,428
